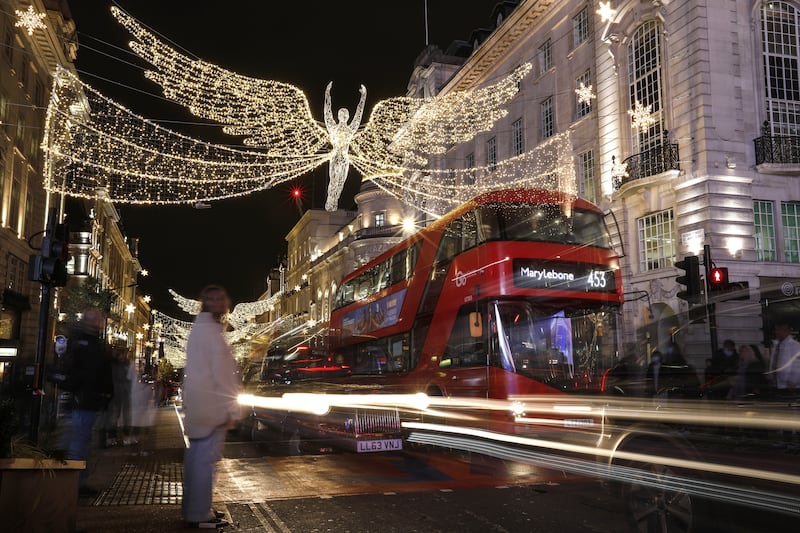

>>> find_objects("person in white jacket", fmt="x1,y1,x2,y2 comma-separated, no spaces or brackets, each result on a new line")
181,285,240,529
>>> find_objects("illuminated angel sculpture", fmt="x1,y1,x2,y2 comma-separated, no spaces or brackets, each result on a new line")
324,82,367,211
168,289,276,330
42,7,567,214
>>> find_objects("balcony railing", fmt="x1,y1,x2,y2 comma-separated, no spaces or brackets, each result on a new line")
754,121,800,165
614,137,680,190
355,224,404,239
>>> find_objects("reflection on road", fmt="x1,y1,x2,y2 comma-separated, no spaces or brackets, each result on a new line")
239,391,800,519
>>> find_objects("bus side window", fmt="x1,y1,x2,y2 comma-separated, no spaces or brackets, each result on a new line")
444,306,486,367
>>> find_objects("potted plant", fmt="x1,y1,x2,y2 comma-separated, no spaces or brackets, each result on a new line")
0,398,85,532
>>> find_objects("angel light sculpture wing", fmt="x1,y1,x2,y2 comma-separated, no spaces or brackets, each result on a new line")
111,7,532,210
169,288,274,330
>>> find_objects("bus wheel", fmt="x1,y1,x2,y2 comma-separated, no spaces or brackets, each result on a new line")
622,462,694,532
617,438,703,533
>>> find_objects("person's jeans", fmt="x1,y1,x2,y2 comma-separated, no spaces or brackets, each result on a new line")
182,428,226,522
67,409,98,487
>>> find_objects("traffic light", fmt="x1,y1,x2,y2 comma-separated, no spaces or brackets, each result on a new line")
29,221,69,286
707,267,729,292
675,255,701,304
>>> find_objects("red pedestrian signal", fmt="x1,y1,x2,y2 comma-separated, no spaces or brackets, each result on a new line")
707,267,729,291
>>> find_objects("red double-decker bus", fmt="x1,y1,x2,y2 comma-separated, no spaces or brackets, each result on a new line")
328,188,623,399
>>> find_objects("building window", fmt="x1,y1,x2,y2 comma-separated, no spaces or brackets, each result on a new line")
575,70,592,119
782,202,800,262
628,20,665,151
5,254,26,292
20,60,28,89
465,152,475,185
487,137,497,172
538,39,552,73
9,156,24,234
511,118,524,156
754,200,777,261
761,2,800,135
638,209,674,272
540,96,554,139
3,24,13,64
374,211,386,227
577,150,597,204
573,8,589,48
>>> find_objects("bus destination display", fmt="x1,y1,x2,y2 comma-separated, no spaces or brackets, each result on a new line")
513,259,616,292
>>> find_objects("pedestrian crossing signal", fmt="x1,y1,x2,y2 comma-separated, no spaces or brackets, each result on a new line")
707,267,729,291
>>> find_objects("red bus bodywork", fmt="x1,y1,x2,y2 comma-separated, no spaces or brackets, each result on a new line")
328,188,623,400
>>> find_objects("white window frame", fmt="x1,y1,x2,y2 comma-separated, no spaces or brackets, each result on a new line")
637,209,675,272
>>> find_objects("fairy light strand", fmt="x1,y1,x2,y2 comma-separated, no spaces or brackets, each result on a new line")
40,7,536,208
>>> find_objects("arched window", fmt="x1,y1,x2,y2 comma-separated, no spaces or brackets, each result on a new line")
762,1,800,135
627,20,665,152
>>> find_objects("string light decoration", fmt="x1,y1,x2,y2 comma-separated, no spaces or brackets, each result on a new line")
575,83,596,106
611,154,629,189
15,5,47,36
628,100,657,133
371,132,576,218
42,7,539,209
151,306,275,366
169,288,279,329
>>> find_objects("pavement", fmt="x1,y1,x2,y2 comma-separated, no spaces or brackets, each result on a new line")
74,404,212,533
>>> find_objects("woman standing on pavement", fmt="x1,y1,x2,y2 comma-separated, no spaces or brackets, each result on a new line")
182,285,241,529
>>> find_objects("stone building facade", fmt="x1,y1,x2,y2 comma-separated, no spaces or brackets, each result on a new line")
269,0,800,372
0,1,150,408
409,0,800,368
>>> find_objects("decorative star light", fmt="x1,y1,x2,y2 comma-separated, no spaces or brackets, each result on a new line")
611,156,629,180
575,83,596,105
596,1,617,23
627,100,657,133
41,7,573,215
15,5,47,36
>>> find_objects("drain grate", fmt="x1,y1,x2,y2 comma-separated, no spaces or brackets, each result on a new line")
94,458,183,505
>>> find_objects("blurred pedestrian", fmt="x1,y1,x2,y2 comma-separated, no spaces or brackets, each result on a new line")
182,285,240,529
769,321,800,394
728,344,769,401
64,307,113,496
645,350,664,397
103,346,134,446
130,375,156,450
706,339,738,399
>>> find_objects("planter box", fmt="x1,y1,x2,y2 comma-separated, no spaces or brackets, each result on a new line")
0,458,86,533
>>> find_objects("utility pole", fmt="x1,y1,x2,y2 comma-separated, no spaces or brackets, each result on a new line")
29,208,58,444
704,244,719,358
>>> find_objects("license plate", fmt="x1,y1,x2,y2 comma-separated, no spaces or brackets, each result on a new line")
356,438,403,453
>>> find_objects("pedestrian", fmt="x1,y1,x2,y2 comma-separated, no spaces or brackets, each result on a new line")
129,375,156,451
769,321,800,446
182,285,241,529
645,350,664,397
769,321,800,395
728,344,769,401
706,339,739,399
63,307,114,496
103,346,134,446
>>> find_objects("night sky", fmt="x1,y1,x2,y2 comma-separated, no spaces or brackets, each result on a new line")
66,0,502,317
